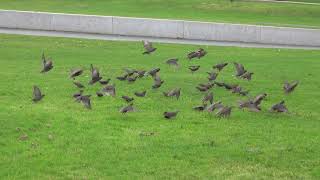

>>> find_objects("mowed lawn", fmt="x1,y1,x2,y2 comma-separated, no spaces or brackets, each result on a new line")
1,0,320,28
0,34,320,179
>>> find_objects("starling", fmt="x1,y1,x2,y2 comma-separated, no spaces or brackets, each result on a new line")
89,64,102,85
238,100,261,112
96,91,104,97
163,88,181,99
117,74,129,81
70,68,83,79
99,78,111,85
127,75,138,83
73,81,85,88
124,68,136,76
101,84,116,97
148,67,160,77
193,104,207,111
187,51,199,60
152,76,164,89
214,81,225,87
216,106,232,118
252,93,267,106
207,71,219,81
196,86,210,92
134,91,147,97
206,101,223,112
283,81,299,94
223,83,238,90
270,100,288,113
197,48,207,59
241,72,254,81
166,58,179,67
32,85,45,102
122,95,134,103
163,111,179,119
234,62,247,77
136,70,146,78
213,63,228,71
73,90,83,99
188,65,200,73
40,52,53,73
142,41,157,54
78,95,91,109
119,103,135,113
202,92,213,104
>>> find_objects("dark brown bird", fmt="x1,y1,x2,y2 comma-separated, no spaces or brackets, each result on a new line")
122,96,134,103
252,93,267,106
117,74,129,81
231,85,249,96
148,67,160,77
197,48,207,59
234,62,247,77
89,64,102,85
127,75,138,83
32,85,45,102
238,100,261,112
101,84,116,97
196,86,210,92
188,65,200,73
136,70,146,78
241,72,254,81
193,104,207,111
207,71,219,81
73,81,85,88
187,51,199,60
40,52,53,73
163,88,181,99
152,76,164,89
99,78,111,85
78,95,91,109
73,90,83,99
216,106,232,118
142,41,157,54
223,83,238,90
166,58,179,67
270,100,288,113
213,63,228,71
70,68,83,79
283,81,299,94
134,91,147,97
163,111,179,119
207,101,223,112
214,81,225,87
119,103,135,113
96,91,104,97
202,92,213,104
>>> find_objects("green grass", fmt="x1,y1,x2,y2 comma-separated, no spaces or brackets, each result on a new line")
1,0,320,28
0,34,320,179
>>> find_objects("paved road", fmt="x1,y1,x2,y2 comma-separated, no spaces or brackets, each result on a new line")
0,28,319,50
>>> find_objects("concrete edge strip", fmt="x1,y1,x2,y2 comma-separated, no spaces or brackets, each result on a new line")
0,10,319,47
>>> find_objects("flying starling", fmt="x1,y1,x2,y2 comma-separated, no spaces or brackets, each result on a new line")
70,68,83,79
283,81,299,94
238,100,261,112
206,101,223,112
99,78,111,85
193,104,208,111
197,48,207,59
234,62,247,77
213,63,228,71
252,93,267,106
163,88,181,99
270,100,288,113
142,41,157,54
202,92,213,104
148,67,160,77
187,51,199,60
207,71,219,81
101,84,116,97
40,52,53,73
73,81,85,88
166,58,179,67
32,85,45,102
152,76,164,89
188,65,200,73
89,64,102,85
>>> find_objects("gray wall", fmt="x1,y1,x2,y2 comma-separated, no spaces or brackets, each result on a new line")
0,10,320,47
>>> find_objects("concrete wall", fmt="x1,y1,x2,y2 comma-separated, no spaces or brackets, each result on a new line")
0,10,320,47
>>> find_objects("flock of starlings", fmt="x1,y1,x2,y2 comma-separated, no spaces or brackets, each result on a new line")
32,41,299,119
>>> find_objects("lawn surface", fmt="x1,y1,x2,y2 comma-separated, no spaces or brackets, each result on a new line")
0,34,320,179
0,0,320,28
